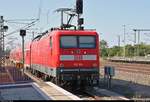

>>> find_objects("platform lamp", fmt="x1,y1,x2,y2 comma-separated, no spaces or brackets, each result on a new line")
20,29,26,72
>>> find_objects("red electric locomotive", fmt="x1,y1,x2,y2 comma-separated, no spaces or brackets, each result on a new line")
25,30,99,85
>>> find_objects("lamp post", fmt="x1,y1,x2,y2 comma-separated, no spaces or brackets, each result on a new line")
20,29,26,72
117,35,121,57
123,25,126,58
133,29,137,57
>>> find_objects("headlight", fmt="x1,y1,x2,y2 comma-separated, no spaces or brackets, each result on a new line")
60,63,64,67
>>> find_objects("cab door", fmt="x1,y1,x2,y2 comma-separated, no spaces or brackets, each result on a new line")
49,36,52,65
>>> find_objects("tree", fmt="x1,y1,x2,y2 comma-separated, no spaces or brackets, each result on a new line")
107,46,123,57
125,44,134,57
100,40,108,57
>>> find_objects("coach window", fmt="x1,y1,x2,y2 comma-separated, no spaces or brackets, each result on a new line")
50,37,52,48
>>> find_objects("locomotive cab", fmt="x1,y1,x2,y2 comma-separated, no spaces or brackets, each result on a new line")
56,30,100,85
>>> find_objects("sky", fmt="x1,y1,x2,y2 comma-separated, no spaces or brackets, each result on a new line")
1,0,150,49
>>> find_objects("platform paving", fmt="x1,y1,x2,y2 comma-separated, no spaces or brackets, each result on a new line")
0,83,48,100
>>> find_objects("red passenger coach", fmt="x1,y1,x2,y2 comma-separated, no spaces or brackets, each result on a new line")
24,42,31,66
10,47,22,64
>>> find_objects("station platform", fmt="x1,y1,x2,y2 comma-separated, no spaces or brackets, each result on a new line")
0,75,81,100
108,57,150,64
0,83,49,100
25,71,82,100
0,66,81,100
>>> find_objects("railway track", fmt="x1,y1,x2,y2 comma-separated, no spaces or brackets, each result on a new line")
100,60,150,87
102,61,150,70
83,86,129,100
101,60,150,75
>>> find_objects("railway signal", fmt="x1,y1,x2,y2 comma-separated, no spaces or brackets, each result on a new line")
76,0,83,14
78,18,84,30
20,29,26,36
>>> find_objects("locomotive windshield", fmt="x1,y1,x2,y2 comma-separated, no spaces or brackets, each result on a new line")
60,35,96,48
60,36,78,48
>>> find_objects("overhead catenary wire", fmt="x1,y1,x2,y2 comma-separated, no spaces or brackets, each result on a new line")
5,21,31,25
1,0,42,40
0,19,39,40
5,18,38,22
